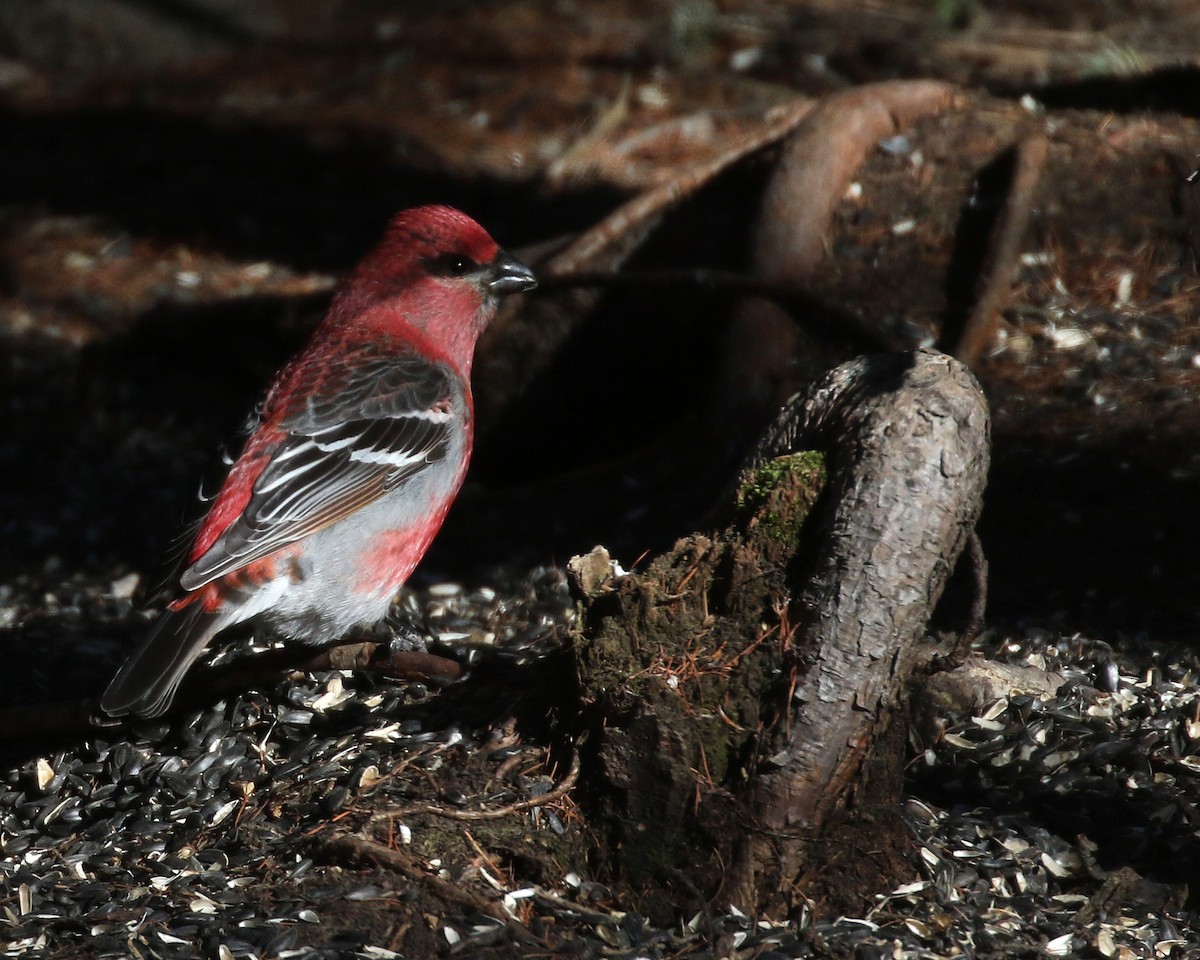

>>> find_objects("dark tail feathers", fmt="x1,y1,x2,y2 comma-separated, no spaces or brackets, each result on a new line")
101,603,226,719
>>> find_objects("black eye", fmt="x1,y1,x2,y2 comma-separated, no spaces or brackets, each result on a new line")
427,253,476,277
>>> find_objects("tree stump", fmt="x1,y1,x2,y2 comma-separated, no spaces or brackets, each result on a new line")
567,349,990,921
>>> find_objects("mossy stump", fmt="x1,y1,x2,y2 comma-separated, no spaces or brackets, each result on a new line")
568,453,826,923
566,350,991,922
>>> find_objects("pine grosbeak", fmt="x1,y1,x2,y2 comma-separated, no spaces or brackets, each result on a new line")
102,205,536,718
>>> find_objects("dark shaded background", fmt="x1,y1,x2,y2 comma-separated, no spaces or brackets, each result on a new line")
2,0,1199,693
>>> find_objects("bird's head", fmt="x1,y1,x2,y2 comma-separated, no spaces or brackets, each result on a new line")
328,205,537,372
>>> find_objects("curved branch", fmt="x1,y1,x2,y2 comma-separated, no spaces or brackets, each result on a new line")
733,349,990,909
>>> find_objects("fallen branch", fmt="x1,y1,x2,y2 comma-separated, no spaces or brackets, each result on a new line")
951,132,1049,366
715,80,960,444
474,97,818,430
368,751,579,827
730,349,990,910
316,832,528,931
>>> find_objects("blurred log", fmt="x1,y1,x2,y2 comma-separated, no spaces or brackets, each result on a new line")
474,97,817,436
714,80,959,447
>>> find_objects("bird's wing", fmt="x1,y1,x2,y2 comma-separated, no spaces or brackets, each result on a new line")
179,348,457,591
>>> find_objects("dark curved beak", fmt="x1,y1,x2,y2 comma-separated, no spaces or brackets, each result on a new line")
489,250,537,295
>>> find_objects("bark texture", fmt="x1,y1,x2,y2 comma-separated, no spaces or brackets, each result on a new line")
731,348,991,911
569,349,991,919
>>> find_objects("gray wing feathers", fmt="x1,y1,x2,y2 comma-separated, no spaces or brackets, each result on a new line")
179,353,455,591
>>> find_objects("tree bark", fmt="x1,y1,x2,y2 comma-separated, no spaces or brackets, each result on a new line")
568,349,990,920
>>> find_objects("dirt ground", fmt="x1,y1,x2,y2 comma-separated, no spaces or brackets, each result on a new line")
2,1,1200,956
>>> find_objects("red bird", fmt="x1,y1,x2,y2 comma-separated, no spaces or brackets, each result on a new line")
102,205,536,718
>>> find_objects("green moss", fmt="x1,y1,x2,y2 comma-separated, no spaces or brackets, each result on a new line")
735,451,826,544
737,450,825,505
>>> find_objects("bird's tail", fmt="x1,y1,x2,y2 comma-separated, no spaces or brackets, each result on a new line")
101,602,228,719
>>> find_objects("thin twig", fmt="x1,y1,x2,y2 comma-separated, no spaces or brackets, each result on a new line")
303,642,462,683
531,887,619,925
934,528,989,671
463,828,509,885
368,751,580,827
953,132,1049,366
316,832,526,931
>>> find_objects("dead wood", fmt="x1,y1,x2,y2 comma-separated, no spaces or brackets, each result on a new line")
750,81,960,284
568,348,990,920
911,655,1066,750
316,832,528,931
472,98,816,435
714,81,959,445
951,132,1048,366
